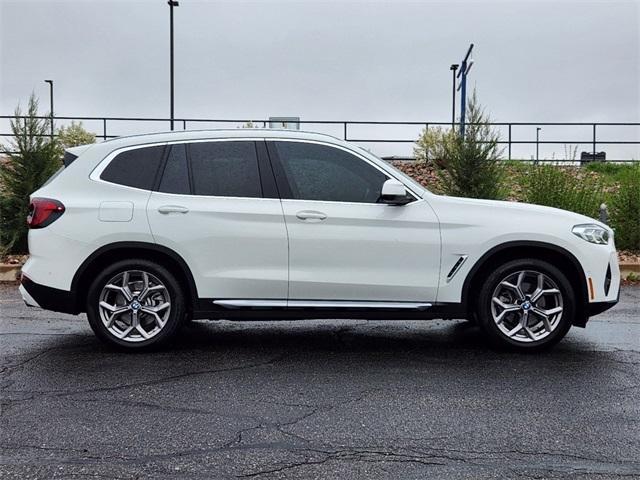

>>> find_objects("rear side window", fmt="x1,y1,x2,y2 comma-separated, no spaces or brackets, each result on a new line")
158,144,190,194
189,141,262,197
101,145,165,190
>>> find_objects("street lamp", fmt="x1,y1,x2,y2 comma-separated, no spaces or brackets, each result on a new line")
168,0,179,131
44,79,54,140
450,64,459,129
536,127,542,164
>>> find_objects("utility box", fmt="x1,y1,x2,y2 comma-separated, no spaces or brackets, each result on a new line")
269,117,300,130
580,151,606,163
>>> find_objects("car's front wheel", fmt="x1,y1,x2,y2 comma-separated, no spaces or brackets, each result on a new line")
86,259,186,350
476,259,575,351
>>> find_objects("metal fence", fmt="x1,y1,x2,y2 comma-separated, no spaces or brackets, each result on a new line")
1,115,639,163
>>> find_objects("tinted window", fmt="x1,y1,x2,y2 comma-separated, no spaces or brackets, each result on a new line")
159,144,190,194
189,141,262,197
63,151,78,167
101,145,165,190
274,142,388,203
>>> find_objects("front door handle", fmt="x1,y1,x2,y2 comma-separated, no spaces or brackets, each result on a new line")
296,210,327,222
158,205,189,214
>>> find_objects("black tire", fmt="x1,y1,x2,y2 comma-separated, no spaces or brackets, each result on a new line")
86,258,186,350
476,258,575,351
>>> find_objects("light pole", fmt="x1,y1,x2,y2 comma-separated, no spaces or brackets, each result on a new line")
536,127,542,164
450,64,459,129
168,0,179,131
44,79,54,140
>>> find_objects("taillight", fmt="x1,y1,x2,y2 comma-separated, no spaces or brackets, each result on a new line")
27,198,65,229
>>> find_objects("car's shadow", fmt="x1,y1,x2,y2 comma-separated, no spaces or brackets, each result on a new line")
2,316,634,404
4,316,624,366
177,318,486,351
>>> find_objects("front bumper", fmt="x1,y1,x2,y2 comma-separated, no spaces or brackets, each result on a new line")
587,286,620,317
20,276,79,314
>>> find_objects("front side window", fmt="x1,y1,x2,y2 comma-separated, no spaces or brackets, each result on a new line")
100,145,165,190
273,141,388,203
189,141,262,197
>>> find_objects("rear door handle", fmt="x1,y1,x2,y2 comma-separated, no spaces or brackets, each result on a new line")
158,205,189,214
296,210,327,222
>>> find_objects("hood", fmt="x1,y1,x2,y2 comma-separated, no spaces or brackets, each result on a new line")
435,195,610,231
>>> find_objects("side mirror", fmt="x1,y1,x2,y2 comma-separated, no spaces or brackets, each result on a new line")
380,179,411,205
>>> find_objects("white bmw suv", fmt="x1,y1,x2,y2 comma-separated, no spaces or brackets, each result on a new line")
20,129,620,351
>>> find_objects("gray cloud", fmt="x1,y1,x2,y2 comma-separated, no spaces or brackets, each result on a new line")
1,0,638,159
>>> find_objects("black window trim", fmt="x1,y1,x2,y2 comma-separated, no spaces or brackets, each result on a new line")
256,140,280,199
152,144,172,192
265,139,419,205
152,143,190,194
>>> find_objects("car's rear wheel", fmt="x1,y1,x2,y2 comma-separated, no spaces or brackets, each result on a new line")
86,259,185,350
476,259,575,351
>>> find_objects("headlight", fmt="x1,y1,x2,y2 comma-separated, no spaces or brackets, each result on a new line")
572,224,610,245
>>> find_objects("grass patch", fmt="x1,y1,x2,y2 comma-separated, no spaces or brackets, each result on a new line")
584,162,638,185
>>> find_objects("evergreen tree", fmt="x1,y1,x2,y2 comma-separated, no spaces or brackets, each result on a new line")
437,90,505,199
0,94,61,254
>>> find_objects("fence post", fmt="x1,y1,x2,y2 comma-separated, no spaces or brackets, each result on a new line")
424,124,429,163
508,124,512,160
599,203,609,225
103,118,107,140
343,122,347,141
183,120,186,130
592,124,597,162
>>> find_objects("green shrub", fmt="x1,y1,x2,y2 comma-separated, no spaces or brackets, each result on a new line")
436,91,505,200
609,164,640,251
0,94,61,254
414,126,455,168
521,165,605,218
57,121,96,149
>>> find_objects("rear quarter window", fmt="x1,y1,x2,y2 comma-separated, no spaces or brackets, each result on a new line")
63,151,78,167
100,145,165,190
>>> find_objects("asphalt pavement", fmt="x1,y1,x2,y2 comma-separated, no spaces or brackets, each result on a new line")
1,283,639,479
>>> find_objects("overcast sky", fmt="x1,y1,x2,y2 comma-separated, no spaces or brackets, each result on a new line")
1,0,638,159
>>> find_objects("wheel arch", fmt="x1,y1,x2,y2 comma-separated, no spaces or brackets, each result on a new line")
461,241,589,326
71,242,198,313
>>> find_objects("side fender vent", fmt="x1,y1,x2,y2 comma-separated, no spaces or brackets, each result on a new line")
446,255,468,282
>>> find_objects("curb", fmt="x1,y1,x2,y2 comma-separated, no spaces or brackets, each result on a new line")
0,264,21,282
620,263,640,277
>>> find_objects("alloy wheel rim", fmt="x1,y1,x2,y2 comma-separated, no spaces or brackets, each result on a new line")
490,270,563,343
98,270,171,343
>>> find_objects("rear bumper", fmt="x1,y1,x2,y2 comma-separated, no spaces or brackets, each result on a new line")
20,276,79,314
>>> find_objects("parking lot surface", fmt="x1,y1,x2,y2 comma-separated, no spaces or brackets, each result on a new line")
1,283,639,479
